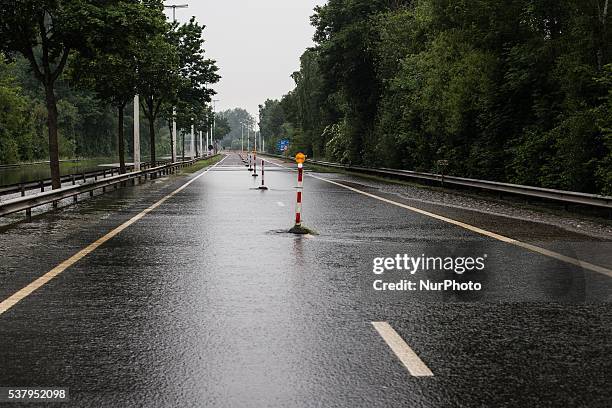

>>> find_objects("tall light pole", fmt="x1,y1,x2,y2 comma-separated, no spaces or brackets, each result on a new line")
133,94,140,171
164,3,188,163
212,99,219,153
164,4,188,23
190,120,195,159
240,122,245,152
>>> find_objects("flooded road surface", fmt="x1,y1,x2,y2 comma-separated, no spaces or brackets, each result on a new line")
0,153,610,407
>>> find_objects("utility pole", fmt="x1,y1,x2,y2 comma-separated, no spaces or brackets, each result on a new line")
190,121,195,159
241,122,244,152
133,95,140,171
164,3,188,163
212,99,219,153
164,4,188,23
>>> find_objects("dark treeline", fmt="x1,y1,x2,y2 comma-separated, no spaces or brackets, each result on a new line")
0,54,168,163
259,0,612,195
0,0,219,189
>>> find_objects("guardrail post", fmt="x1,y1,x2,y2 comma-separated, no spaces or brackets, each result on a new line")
71,175,76,186
20,184,25,197
25,208,31,222
39,180,44,192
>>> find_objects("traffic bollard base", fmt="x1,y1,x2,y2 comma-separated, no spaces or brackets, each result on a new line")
289,224,312,235
252,174,259,177
258,186,269,190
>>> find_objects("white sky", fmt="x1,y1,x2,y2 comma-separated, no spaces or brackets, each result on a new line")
164,0,326,120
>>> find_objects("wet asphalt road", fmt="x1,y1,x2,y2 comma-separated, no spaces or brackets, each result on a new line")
0,153,611,407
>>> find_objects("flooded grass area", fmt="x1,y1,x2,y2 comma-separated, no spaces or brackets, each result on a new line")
0,158,119,186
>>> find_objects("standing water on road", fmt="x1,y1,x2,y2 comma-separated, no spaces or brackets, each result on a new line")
0,158,120,187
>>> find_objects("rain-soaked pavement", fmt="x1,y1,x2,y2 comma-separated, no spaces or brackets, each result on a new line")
0,153,611,407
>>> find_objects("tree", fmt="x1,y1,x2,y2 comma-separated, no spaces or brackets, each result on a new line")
162,16,220,161
0,0,117,188
72,0,166,173
258,0,611,194
137,31,179,165
214,115,230,142
0,55,36,163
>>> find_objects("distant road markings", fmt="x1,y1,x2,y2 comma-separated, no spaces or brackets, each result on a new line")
0,155,229,317
277,202,285,207
261,156,612,278
372,322,434,377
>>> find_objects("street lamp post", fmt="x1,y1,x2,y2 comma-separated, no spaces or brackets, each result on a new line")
164,4,188,163
133,94,140,171
164,4,188,23
190,121,195,159
241,122,244,152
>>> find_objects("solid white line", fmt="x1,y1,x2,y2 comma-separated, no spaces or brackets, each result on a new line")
255,157,612,278
0,155,228,317
309,175,612,278
372,322,433,377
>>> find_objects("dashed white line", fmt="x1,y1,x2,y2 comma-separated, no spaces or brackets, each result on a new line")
372,322,434,377
277,202,286,207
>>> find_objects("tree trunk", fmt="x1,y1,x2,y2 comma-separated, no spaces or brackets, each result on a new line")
149,118,156,166
44,84,61,190
195,133,199,157
598,0,609,71
118,105,126,174
182,133,185,161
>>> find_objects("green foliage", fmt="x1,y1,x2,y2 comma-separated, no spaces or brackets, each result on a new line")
0,57,36,163
219,108,255,148
258,0,612,194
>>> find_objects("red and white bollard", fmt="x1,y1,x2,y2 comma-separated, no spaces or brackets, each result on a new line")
295,163,303,224
289,153,309,234
248,153,253,171
258,160,268,190
252,151,258,177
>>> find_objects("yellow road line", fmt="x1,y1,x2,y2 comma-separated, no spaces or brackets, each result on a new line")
0,155,228,317
262,156,612,278
372,322,434,377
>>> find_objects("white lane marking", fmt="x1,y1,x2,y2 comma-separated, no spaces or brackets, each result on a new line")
372,322,434,377
310,175,612,278
256,157,612,278
0,155,228,317
277,202,285,207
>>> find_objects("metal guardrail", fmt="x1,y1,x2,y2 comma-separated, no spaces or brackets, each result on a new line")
262,153,612,209
0,160,170,198
0,155,218,221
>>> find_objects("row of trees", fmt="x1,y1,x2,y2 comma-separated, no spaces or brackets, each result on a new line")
0,0,219,189
216,108,255,149
259,0,612,195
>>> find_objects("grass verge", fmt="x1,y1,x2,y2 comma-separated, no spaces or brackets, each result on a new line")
180,155,224,174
